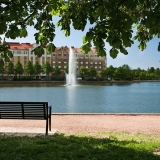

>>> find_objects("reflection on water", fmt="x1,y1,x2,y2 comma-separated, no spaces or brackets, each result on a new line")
65,85,77,112
0,82,160,113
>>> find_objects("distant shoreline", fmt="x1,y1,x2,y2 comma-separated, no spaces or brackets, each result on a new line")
0,80,160,86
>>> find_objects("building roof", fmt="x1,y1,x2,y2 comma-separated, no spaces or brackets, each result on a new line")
7,42,33,50
6,42,97,53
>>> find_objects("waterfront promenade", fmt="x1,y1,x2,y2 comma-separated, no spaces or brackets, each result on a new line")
0,114,160,136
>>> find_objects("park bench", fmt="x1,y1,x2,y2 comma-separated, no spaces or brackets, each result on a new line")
0,102,52,135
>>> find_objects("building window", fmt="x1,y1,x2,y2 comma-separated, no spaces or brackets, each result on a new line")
53,53,55,56
86,62,88,64
64,54,66,57
42,57,45,60
58,66,61,68
81,62,83,64
86,66,88,68
24,56,27,60
58,54,61,57
12,51,14,54
53,61,55,63
95,62,97,64
47,57,50,60
18,56,20,60
17,51,21,54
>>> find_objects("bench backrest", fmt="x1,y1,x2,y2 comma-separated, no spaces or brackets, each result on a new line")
0,102,49,119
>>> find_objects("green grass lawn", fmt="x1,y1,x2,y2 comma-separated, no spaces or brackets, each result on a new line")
0,132,160,160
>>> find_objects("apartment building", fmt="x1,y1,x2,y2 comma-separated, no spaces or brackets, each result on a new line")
6,42,107,77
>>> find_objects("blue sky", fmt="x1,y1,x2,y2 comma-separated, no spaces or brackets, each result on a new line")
3,17,160,70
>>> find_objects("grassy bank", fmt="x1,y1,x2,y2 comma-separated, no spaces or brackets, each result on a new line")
0,132,160,160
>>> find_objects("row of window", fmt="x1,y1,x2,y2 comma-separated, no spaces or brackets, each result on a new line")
31,51,50,55
52,65,102,69
53,54,98,57
11,51,28,54
53,61,102,64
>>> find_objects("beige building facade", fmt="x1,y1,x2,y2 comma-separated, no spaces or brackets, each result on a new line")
6,42,107,78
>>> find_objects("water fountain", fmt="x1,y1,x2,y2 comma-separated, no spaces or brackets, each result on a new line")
66,47,76,86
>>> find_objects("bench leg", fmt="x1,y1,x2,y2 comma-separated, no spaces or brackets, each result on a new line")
49,106,51,131
46,118,48,136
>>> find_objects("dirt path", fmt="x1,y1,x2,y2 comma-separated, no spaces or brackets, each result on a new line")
1,114,160,135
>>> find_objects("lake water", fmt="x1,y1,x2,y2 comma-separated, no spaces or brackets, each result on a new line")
0,82,160,113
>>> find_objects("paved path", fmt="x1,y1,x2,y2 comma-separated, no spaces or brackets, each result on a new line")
0,114,160,136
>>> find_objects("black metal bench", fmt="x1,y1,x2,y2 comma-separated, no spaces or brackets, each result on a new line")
0,102,52,135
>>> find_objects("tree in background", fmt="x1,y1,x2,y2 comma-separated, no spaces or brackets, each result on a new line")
132,67,142,80
88,67,97,79
53,66,61,80
42,62,53,80
14,61,23,79
24,61,34,79
100,68,108,80
114,64,132,80
0,0,160,65
80,66,89,80
121,64,133,80
147,67,155,74
0,61,5,80
33,61,42,79
107,65,115,80
155,68,160,79
7,61,14,79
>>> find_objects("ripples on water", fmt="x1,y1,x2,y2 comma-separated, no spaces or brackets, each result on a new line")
0,82,160,113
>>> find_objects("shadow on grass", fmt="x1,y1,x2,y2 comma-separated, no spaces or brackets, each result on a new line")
0,133,159,160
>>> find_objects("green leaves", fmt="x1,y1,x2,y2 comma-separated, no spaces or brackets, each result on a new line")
0,59,4,68
6,26,20,39
158,43,160,52
81,43,92,54
34,46,44,57
46,43,56,54
0,22,7,34
20,27,28,38
110,48,119,59
0,0,160,60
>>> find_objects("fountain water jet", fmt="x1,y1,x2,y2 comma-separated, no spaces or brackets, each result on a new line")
66,47,76,86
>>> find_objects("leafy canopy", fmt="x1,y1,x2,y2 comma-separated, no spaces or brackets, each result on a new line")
0,0,160,61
